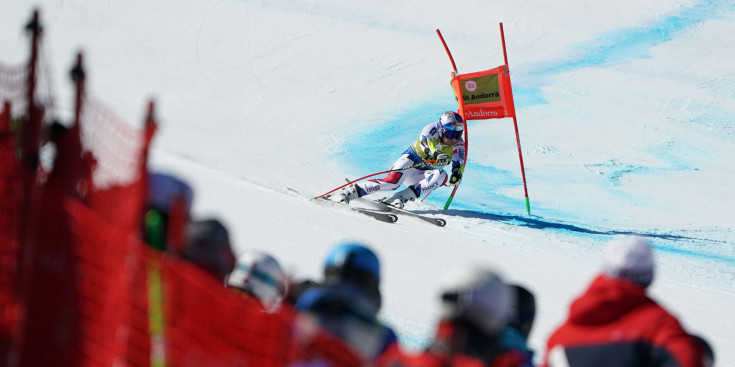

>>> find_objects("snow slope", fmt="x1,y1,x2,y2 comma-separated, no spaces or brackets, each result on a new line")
2,0,734,364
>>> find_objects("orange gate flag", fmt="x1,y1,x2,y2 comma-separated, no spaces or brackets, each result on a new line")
450,65,515,120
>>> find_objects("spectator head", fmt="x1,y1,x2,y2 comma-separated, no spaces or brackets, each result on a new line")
323,242,381,309
144,172,194,249
225,250,287,312
146,172,194,215
603,236,655,288
182,218,236,281
439,265,515,336
509,284,536,338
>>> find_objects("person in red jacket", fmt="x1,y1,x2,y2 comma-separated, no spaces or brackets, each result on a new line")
542,236,707,367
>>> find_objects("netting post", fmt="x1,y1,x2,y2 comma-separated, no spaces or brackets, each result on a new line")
69,53,93,202
143,101,157,171
18,9,44,260
21,9,42,174
11,11,45,366
140,100,157,228
70,53,85,132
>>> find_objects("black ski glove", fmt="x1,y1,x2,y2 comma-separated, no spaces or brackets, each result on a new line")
449,169,463,186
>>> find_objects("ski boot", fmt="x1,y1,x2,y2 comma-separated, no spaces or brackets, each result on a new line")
380,187,418,209
328,184,362,204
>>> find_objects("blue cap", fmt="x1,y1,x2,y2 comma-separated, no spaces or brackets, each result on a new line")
324,242,380,284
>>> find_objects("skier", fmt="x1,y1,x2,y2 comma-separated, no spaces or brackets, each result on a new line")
329,111,466,208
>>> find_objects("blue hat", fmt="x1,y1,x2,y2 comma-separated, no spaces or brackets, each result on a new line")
323,242,382,310
324,242,380,284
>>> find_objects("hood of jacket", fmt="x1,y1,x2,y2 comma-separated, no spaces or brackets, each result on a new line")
567,274,654,325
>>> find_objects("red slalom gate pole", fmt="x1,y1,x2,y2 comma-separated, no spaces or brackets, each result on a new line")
435,29,466,210
500,22,531,216
436,29,458,74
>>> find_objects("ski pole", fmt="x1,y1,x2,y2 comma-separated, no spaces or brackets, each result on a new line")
313,160,436,200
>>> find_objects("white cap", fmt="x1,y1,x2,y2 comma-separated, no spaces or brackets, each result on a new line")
438,265,514,335
603,236,655,288
226,250,287,312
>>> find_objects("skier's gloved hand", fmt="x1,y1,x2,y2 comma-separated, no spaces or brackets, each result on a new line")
434,153,450,166
449,169,463,186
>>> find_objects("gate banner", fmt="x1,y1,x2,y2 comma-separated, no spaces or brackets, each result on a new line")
451,65,516,120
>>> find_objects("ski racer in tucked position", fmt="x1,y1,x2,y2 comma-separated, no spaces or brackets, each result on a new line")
329,111,466,208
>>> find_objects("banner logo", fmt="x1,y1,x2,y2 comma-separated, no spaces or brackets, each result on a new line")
465,80,477,92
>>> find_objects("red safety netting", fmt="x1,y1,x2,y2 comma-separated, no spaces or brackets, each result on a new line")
0,100,22,363
158,252,297,367
1,9,364,367
0,64,28,117
80,95,150,234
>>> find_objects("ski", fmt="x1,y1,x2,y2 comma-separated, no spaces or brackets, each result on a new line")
355,198,447,227
313,197,398,224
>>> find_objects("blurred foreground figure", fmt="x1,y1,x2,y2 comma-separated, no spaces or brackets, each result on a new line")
542,236,707,367
225,250,287,313
500,284,536,363
293,242,398,366
144,172,194,248
691,334,714,367
183,218,236,280
379,265,530,367
145,172,236,280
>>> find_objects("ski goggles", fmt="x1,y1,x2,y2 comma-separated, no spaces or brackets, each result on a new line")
444,128,463,140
